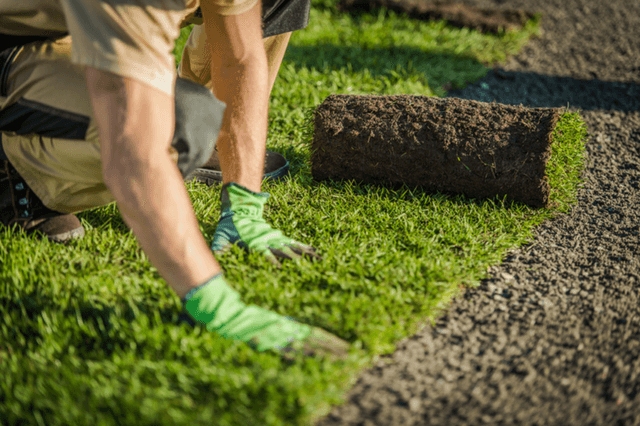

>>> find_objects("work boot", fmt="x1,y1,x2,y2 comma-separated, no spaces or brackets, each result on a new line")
185,149,290,186
0,160,85,242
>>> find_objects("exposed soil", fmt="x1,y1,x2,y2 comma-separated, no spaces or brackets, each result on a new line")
315,0,640,424
312,94,560,207
338,0,536,34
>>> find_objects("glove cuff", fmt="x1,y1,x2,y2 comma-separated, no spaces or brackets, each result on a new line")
220,182,270,214
181,272,225,305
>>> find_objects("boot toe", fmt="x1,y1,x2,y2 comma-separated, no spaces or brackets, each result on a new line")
31,214,85,243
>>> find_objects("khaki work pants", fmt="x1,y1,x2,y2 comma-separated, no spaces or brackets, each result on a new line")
1,36,106,214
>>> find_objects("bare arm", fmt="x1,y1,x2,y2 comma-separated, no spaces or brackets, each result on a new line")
84,68,221,299
84,1,270,297
201,0,269,193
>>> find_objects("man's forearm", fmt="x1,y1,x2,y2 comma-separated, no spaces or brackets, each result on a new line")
202,1,269,193
214,58,269,193
85,68,221,299
105,149,219,298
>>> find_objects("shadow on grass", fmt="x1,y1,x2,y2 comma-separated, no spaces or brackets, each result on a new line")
77,204,130,235
309,177,533,214
284,44,490,92
447,69,640,112
2,288,194,358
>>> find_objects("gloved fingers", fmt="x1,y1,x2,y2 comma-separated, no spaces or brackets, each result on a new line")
288,243,323,261
268,245,303,261
264,249,284,268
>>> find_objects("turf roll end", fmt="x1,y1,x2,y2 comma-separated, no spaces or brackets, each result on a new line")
311,94,562,208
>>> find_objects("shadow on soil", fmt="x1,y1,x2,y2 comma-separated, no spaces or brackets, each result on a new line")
447,69,640,112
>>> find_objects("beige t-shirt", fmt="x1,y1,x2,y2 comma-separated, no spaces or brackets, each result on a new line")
0,0,258,95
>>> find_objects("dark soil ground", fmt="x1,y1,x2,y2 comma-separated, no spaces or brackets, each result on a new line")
315,0,640,424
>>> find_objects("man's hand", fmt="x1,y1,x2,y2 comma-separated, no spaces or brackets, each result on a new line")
183,273,350,360
84,68,222,299
211,183,321,267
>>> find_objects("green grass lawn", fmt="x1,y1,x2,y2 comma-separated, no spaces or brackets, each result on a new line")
1,3,586,426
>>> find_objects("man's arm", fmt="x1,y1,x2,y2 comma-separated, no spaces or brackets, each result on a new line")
84,68,221,299
198,2,321,265
82,0,273,298
201,0,269,194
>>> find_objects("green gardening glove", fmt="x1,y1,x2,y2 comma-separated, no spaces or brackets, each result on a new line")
182,273,351,359
183,273,310,351
210,182,321,267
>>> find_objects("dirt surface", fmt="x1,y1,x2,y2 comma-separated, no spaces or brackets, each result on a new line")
338,0,536,33
312,94,560,207
315,0,640,424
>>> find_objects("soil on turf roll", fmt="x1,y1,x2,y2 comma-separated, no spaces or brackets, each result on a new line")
337,0,536,34
311,94,560,208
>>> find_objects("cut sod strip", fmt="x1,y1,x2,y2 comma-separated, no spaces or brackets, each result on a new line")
312,94,562,208
0,4,590,426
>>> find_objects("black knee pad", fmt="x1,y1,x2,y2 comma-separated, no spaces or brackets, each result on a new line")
172,77,226,178
262,0,311,38
189,0,311,39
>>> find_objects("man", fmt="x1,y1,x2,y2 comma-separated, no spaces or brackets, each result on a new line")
0,0,349,359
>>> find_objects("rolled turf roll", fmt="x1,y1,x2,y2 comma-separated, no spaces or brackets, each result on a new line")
311,94,561,208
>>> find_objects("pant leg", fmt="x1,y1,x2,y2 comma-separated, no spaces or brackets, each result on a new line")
0,36,109,214
179,25,291,89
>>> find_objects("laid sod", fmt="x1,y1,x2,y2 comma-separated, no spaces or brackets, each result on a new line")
0,3,586,426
